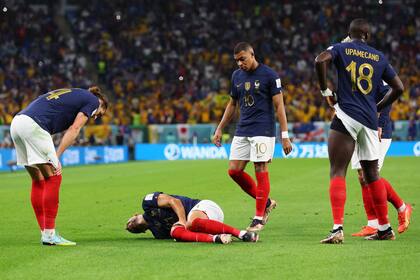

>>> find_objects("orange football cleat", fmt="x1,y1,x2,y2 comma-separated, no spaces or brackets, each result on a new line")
398,203,413,234
351,226,378,237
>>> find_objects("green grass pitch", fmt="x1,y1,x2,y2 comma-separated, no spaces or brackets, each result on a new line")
1,157,419,280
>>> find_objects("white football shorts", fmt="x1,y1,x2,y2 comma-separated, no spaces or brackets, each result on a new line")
229,136,275,162
333,104,379,162
351,138,392,170
10,114,59,168
188,200,224,222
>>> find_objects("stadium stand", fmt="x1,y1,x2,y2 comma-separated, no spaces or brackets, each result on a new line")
0,0,419,143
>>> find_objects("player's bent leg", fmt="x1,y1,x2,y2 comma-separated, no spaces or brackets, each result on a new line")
26,166,46,232
352,169,379,237
379,177,412,233
246,162,269,232
36,163,74,245
381,178,411,233
227,166,275,222
171,225,231,244
361,160,394,239
187,201,259,242
189,217,258,242
228,160,258,199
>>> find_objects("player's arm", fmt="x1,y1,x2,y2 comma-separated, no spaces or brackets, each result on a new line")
315,51,336,107
56,112,89,158
273,94,292,155
377,86,392,141
156,193,187,226
377,76,404,111
213,98,238,147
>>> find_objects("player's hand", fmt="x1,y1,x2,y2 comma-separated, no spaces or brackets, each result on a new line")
326,95,337,108
213,128,222,147
172,221,186,228
378,127,382,142
282,138,293,155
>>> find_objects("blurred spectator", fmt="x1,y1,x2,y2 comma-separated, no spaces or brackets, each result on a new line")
0,0,418,143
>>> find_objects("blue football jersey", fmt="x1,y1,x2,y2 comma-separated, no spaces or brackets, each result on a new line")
230,64,282,137
142,192,200,239
376,81,392,139
327,40,396,130
19,88,100,135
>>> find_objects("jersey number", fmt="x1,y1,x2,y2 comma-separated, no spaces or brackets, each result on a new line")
243,94,255,107
345,61,374,95
46,89,72,100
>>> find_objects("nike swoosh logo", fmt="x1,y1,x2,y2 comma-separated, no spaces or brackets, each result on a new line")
236,83,242,88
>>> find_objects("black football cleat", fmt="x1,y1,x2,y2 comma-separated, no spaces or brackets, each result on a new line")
365,227,395,241
320,227,344,244
247,219,264,232
241,231,259,242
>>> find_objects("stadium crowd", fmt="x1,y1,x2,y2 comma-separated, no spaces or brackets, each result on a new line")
1,1,419,137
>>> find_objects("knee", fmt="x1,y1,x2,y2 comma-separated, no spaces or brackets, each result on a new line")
228,169,242,178
31,174,44,181
187,218,203,232
186,220,194,230
363,169,379,184
330,168,346,178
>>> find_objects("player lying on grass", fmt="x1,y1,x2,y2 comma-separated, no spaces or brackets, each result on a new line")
126,192,258,244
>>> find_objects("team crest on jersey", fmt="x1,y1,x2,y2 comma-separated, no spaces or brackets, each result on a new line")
254,80,260,90
245,82,251,91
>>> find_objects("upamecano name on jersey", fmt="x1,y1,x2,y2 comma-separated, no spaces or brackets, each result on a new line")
345,48,380,61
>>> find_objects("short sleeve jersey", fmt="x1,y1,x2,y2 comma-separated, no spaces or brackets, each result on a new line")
230,64,282,137
142,192,201,239
19,88,99,135
326,40,396,130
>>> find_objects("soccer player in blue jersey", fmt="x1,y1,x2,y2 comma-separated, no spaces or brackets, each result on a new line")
315,19,405,243
213,42,292,232
351,81,412,237
126,192,259,244
10,87,108,246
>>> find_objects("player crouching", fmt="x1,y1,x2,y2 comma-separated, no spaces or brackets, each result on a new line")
126,192,258,244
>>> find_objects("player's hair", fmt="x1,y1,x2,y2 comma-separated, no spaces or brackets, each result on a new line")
126,214,148,234
349,18,370,40
88,86,108,110
234,42,254,55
